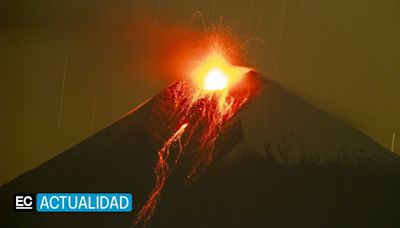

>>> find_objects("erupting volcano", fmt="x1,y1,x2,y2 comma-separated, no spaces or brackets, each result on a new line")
134,47,260,226
2,25,400,228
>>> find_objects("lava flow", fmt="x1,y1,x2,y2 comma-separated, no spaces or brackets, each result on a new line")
133,43,260,227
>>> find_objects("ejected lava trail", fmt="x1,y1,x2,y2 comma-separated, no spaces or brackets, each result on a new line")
133,41,260,227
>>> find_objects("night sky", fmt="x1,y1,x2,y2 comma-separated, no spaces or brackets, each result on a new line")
1,0,399,185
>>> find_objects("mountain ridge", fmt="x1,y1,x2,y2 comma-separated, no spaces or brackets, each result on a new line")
1,78,399,227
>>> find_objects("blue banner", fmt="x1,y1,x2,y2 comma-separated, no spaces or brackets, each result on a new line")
36,193,133,212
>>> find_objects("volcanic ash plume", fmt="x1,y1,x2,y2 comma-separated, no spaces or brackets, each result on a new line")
133,73,260,226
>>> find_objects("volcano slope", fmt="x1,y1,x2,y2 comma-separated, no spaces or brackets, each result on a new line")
1,79,400,228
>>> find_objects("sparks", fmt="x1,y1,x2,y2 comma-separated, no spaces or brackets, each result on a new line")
133,32,259,227
133,77,258,227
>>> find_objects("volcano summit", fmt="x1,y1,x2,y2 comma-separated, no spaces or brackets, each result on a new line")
0,74,399,227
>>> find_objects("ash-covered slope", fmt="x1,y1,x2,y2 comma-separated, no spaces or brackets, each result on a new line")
153,81,400,227
237,82,400,170
1,80,400,228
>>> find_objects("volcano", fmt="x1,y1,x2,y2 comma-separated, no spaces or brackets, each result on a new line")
1,76,400,227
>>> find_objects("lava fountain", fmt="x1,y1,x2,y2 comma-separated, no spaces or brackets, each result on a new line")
133,39,261,227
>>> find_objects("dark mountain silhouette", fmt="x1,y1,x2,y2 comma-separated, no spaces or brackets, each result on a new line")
1,79,399,228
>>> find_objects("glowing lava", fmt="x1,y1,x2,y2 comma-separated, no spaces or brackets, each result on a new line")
133,43,258,227
203,68,228,91
134,123,188,227
191,52,250,91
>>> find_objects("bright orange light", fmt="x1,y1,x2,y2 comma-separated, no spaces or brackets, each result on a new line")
204,68,228,90
191,52,250,91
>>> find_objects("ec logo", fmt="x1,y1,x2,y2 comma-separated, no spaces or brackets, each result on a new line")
14,194,35,211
